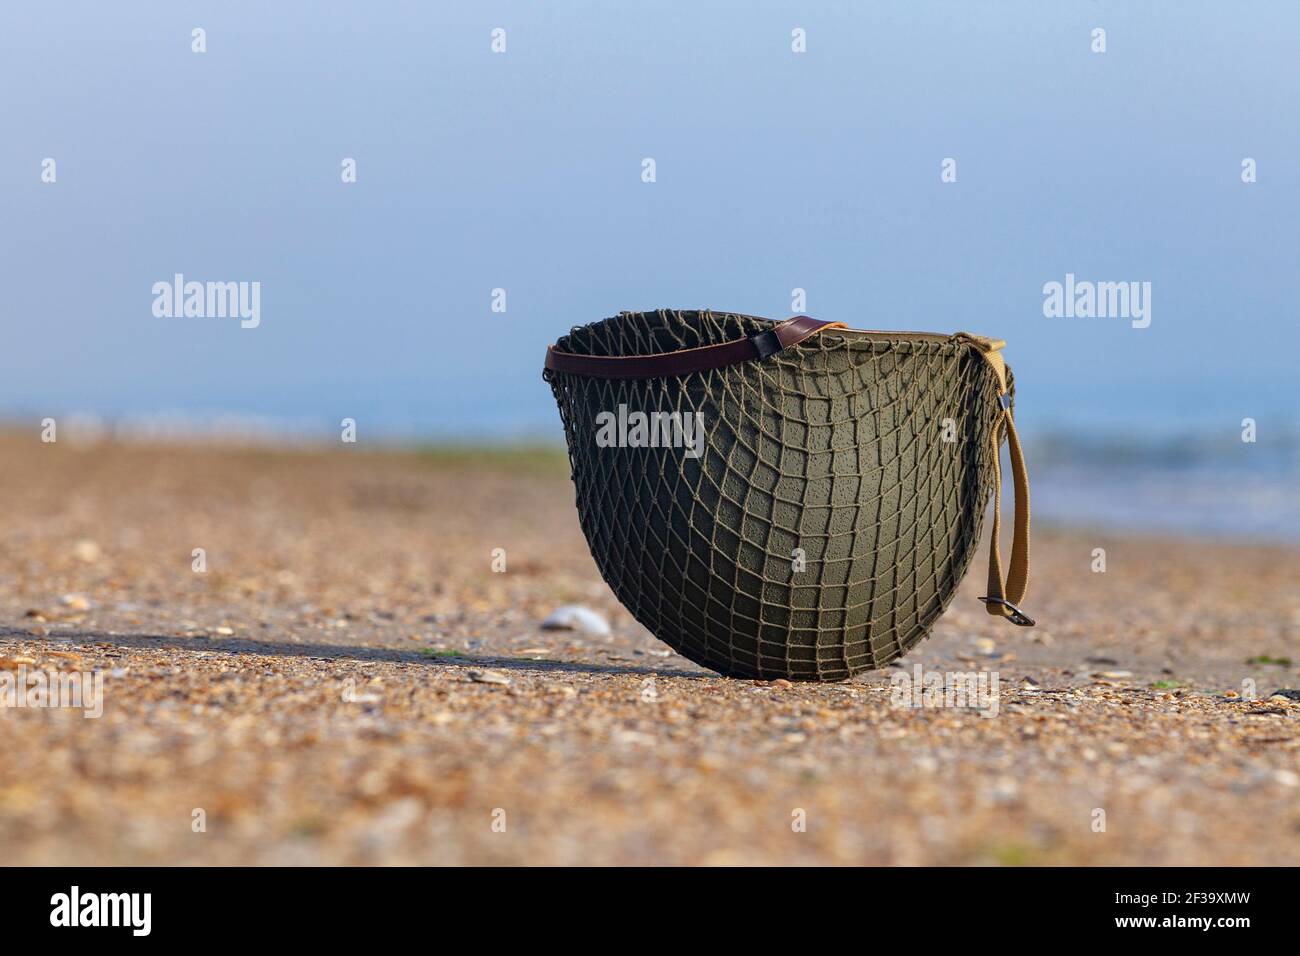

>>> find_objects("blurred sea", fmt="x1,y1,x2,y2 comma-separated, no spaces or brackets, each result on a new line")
1027,426,1300,543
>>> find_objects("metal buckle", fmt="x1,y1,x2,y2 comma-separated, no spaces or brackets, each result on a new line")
978,596,1035,627
750,329,783,361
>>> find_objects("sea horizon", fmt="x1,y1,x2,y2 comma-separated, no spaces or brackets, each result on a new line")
12,409,1298,544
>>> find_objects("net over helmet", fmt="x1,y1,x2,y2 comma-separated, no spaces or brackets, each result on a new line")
544,309,1032,682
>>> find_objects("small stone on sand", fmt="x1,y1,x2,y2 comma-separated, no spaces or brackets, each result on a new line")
541,605,610,636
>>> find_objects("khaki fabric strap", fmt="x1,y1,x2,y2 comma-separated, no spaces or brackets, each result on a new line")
956,333,1034,626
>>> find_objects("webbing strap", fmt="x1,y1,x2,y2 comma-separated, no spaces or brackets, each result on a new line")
956,333,1034,626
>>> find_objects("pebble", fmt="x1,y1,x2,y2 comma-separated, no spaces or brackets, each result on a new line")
541,605,611,636
60,594,91,611
986,778,1020,803
468,669,511,686
73,540,102,563
1269,689,1300,702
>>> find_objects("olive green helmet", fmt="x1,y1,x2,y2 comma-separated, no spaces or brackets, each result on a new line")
545,309,1031,681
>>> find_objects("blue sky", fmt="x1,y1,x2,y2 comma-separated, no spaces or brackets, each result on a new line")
2,1,1297,440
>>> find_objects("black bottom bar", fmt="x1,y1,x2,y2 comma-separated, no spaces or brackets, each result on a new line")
0,867,1283,941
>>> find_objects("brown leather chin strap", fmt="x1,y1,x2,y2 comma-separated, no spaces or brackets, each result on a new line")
955,334,1033,626
544,315,847,379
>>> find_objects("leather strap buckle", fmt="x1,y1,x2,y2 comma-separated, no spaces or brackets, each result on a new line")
750,329,783,361
977,596,1035,627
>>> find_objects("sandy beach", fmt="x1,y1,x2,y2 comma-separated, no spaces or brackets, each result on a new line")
1,431,1297,865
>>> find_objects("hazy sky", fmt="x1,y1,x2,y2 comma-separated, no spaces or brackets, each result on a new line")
3,1,1297,439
